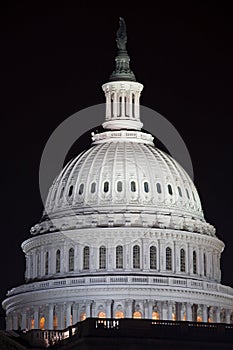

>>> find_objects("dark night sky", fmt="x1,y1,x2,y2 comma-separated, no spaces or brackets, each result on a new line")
0,3,233,329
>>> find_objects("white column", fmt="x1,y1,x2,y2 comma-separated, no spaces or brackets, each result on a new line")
13,312,18,330
226,309,231,324
72,303,78,324
48,304,54,329
202,305,208,322
134,92,140,119
148,301,153,320
113,92,117,117
106,300,112,318
106,92,111,119
144,300,149,319
186,303,192,321
58,305,64,329
6,315,13,330
168,302,173,320
34,307,39,329
159,240,165,271
129,92,133,117
121,91,125,117
21,310,27,330
86,301,92,318
215,307,220,323
66,303,72,327
162,301,168,320
125,299,132,318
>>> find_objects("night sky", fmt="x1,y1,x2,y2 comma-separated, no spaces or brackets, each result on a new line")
0,3,233,329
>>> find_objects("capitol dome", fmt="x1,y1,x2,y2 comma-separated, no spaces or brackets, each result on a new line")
3,17,233,332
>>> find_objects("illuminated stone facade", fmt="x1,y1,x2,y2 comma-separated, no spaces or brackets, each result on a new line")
2,18,233,332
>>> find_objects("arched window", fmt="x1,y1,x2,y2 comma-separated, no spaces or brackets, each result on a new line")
193,250,197,274
180,248,186,272
45,252,49,275
78,183,84,195
166,247,172,271
150,246,157,269
68,185,73,197
133,245,140,269
80,312,86,321
144,181,149,193
56,249,61,273
31,319,35,330
152,311,159,320
178,186,182,197
53,315,58,330
115,311,124,319
117,181,123,192
103,181,109,193
203,253,207,276
69,248,74,272
98,311,106,319
133,311,142,319
131,181,136,192
156,182,162,194
99,246,106,269
39,317,45,330
168,184,173,195
116,245,123,269
83,246,89,270
91,182,96,193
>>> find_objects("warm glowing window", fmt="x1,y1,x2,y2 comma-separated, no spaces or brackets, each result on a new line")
133,311,142,319
99,246,106,269
80,312,86,321
156,182,162,194
131,181,136,192
168,184,173,195
68,185,73,197
83,246,89,270
91,182,96,193
116,245,123,269
56,249,60,273
117,181,123,192
150,246,157,269
53,315,58,330
133,245,140,269
182,313,187,321
45,252,49,275
103,181,109,193
193,251,197,274
180,248,186,272
69,248,74,271
115,311,124,319
39,317,45,330
197,315,202,322
166,247,172,270
172,313,176,321
203,253,207,276
98,311,106,319
31,319,35,329
152,311,159,320
144,181,149,193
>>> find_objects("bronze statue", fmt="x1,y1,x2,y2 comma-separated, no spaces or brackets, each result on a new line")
116,17,127,51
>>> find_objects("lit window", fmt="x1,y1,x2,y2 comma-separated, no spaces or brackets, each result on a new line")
133,245,140,269
144,181,149,193
98,311,106,319
115,311,124,319
69,248,74,271
193,251,197,274
117,181,123,192
150,246,157,269
131,181,136,192
31,319,35,329
91,182,96,193
166,247,172,270
99,246,106,269
172,313,176,321
186,188,190,199
45,252,49,275
78,183,84,195
103,181,109,193
56,249,60,273
133,311,142,319
152,311,159,320
180,248,186,272
156,182,162,194
116,245,123,269
168,184,173,195
53,315,58,330
197,315,202,322
80,312,86,321
203,253,207,276
39,317,45,330
68,185,73,197
83,246,89,270
178,186,182,197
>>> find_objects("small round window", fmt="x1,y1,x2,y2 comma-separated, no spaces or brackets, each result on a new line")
79,183,84,195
